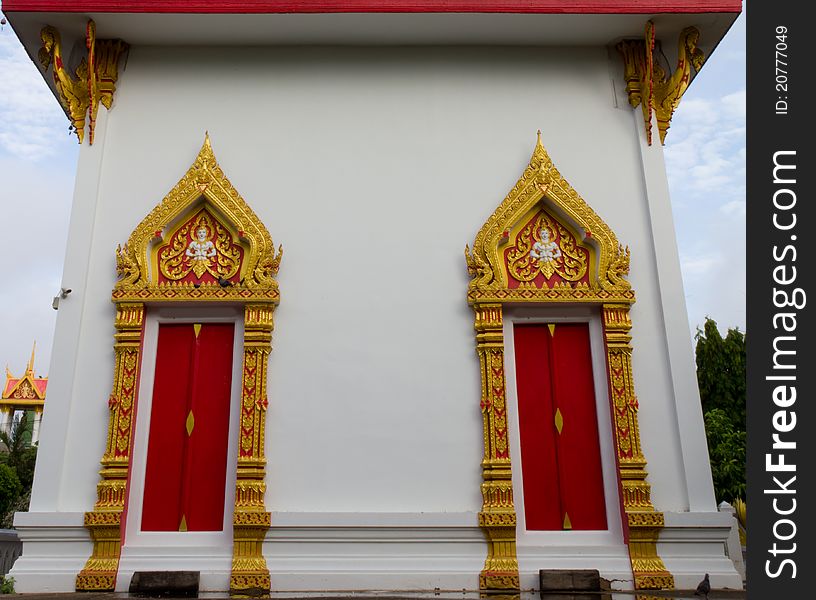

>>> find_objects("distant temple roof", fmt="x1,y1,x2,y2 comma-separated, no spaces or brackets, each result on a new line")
2,344,47,407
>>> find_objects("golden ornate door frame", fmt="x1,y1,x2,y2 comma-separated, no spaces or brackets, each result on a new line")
465,133,673,592
75,135,282,594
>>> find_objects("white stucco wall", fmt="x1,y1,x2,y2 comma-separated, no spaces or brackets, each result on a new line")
19,42,734,591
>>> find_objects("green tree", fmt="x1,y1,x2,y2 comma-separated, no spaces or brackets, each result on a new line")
695,317,746,503
696,318,746,428
0,412,38,524
12,446,38,489
703,408,746,502
0,465,21,518
0,412,30,474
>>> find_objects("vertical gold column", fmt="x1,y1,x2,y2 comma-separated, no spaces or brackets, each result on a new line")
230,303,275,594
617,33,654,145
602,304,673,590
474,304,519,591
76,302,145,591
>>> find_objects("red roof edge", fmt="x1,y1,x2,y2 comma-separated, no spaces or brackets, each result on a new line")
2,380,20,397
34,379,48,395
1,0,743,15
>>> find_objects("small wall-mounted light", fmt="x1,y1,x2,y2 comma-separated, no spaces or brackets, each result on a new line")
52,287,72,310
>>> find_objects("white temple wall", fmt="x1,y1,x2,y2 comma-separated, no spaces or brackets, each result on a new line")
20,43,725,590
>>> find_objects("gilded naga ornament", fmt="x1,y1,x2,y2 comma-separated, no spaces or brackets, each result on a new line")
617,22,705,144
38,20,128,144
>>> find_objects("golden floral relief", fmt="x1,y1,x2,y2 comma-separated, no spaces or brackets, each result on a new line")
158,209,243,282
505,210,589,287
12,380,37,400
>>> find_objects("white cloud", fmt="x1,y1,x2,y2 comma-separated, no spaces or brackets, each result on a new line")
680,253,725,278
662,11,745,334
665,79,746,332
664,96,745,196
0,21,75,160
720,199,746,217
722,89,746,119
0,153,74,373
0,20,78,371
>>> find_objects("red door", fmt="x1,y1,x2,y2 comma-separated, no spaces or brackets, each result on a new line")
514,322,607,531
141,322,235,532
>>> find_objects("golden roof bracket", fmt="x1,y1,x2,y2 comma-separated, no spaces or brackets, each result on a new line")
38,20,128,145
616,21,705,145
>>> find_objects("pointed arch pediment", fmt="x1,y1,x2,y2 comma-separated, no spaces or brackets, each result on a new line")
465,135,673,592
113,134,281,303
3,375,46,402
466,134,633,305
82,135,280,591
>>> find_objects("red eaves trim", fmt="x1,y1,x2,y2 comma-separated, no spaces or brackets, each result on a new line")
1,1,744,15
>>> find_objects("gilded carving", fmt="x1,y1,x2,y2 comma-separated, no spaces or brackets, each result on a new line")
158,208,244,282
617,22,705,144
473,305,519,590
230,303,274,592
506,210,589,286
77,303,144,591
466,132,633,305
78,136,280,593
115,135,282,298
652,27,705,144
38,20,128,145
617,22,656,145
12,380,36,400
602,304,674,589
466,134,671,591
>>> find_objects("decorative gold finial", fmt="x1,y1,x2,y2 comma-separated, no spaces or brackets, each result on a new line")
26,341,37,376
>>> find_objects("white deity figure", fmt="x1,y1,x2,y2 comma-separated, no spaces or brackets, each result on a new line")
186,225,216,263
530,227,561,264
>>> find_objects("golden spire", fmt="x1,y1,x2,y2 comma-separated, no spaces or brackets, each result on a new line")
26,341,37,376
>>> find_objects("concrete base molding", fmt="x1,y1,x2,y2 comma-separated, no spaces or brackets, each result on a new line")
658,511,744,590
9,512,93,593
9,510,742,592
264,512,486,591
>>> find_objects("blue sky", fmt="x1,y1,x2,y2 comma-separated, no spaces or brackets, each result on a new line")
664,12,746,340
0,12,745,376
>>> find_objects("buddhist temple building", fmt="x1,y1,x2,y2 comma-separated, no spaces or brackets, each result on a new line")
1,345,46,446
4,0,743,594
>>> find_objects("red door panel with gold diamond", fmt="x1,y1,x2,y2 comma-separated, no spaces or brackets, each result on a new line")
141,322,234,532
514,322,607,531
